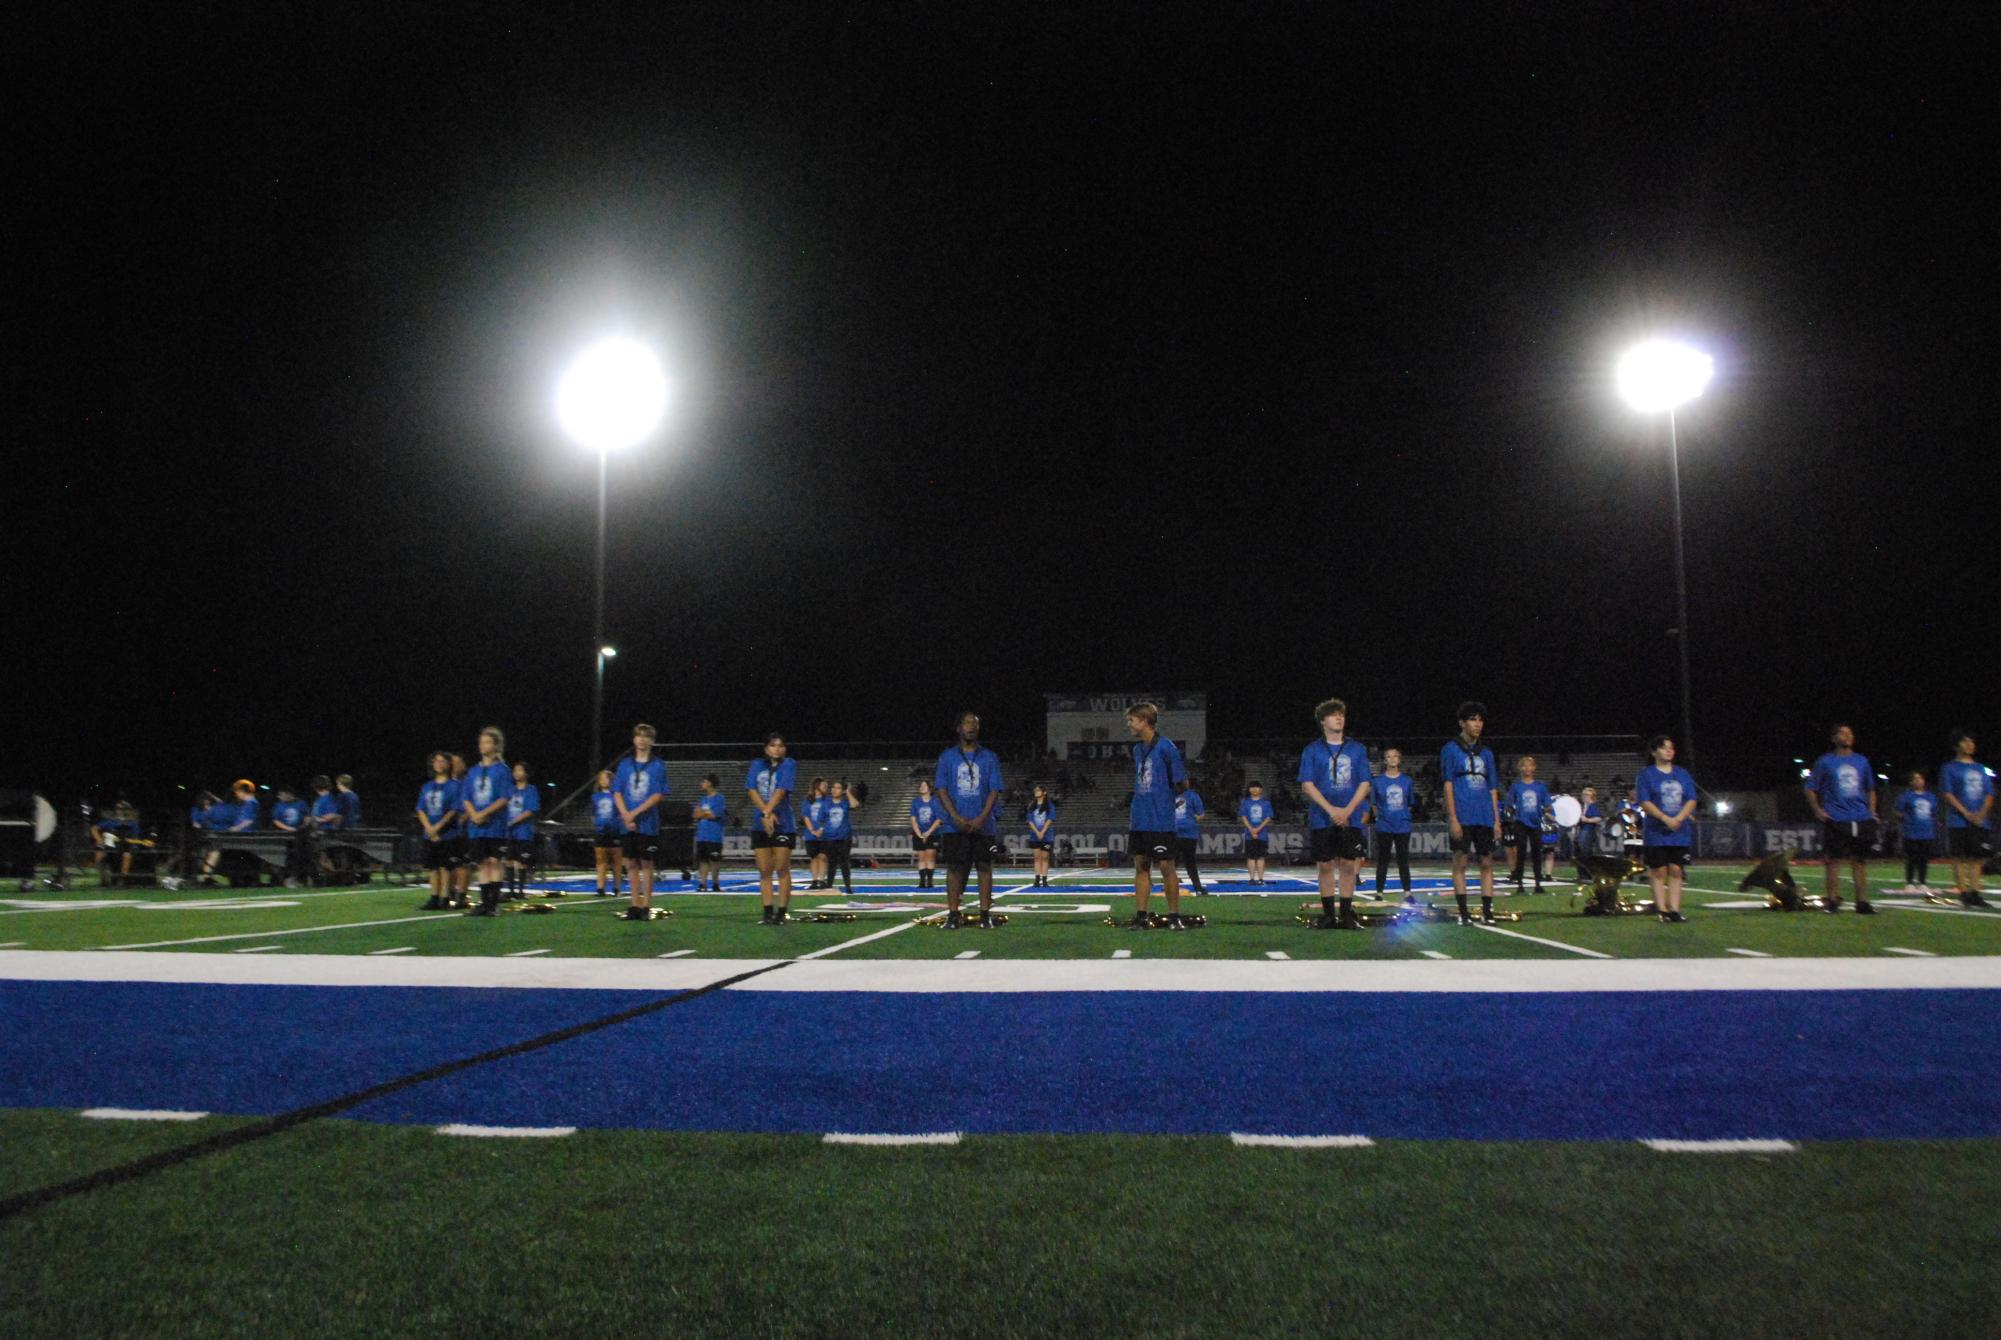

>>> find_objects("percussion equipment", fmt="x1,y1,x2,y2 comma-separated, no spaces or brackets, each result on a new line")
1551,795,1583,828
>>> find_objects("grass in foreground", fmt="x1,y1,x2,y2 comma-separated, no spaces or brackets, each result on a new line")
2,1109,1996,1337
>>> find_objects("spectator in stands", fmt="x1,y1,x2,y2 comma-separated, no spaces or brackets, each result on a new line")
1237,782,1273,886
590,769,625,897
1025,784,1057,887
505,761,541,901
910,780,943,888
747,733,799,924
415,753,462,909
824,779,860,895
1369,750,1415,901
801,777,830,890
1893,771,1939,894
1442,702,1502,925
462,728,516,916
1941,730,1994,908
692,774,726,892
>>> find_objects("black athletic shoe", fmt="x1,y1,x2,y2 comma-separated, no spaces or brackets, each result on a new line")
1129,912,1150,930
1961,890,1992,908
423,896,445,910
1480,912,1498,926
943,911,962,930
976,912,995,929
1337,912,1361,930
1855,900,1876,915
1457,913,1476,926
467,905,495,917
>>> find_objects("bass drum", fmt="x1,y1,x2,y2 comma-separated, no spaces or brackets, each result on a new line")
1551,795,1582,829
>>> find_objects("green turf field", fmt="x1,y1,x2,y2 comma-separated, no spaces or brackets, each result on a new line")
2,1110,1996,1337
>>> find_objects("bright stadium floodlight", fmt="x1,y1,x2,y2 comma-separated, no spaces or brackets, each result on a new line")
557,338,668,453
600,645,618,659
1617,340,1713,414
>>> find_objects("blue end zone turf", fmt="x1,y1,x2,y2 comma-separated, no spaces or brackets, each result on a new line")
3,982,1997,1139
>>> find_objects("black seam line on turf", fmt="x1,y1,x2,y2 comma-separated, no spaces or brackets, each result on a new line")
0,958,793,1222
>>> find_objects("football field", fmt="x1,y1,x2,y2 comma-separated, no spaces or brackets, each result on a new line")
4,863,1999,1335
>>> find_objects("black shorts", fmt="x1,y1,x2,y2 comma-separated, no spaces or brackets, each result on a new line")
467,836,508,862
1643,844,1690,869
1129,831,1175,864
751,830,797,850
942,831,1001,869
509,839,537,864
1822,819,1878,862
1028,839,1054,851
694,840,722,862
1902,836,1938,859
912,834,939,852
1243,837,1268,858
1309,826,1366,864
424,839,457,871
1450,825,1498,857
1949,827,1993,859
623,831,662,862
825,838,853,861
594,831,622,850
804,839,826,858
1175,836,1202,863
1510,823,1544,849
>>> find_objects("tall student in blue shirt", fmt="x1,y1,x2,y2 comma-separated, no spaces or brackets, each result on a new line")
801,778,831,890
747,733,799,924
1299,698,1372,929
613,723,670,921
936,712,1006,929
910,780,944,888
1025,784,1058,887
590,769,625,898
309,775,343,884
1636,735,1698,922
331,773,362,884
1805,723,1878,915
1173,785,1209,895
461,729,515,916
1940,730,1994,907
1504,755,1552,894
415,751,462,910
823,779,861,896
1442,701,1503,925
505,761,541,900
692,773,727,892
1125,702,1189,929
1237,782,1273,886
1894,771,1939,893
1369,749,1416,901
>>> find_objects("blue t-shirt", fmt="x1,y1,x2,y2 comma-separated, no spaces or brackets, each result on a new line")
1372,775,1414,835
747,757,798,833
271,798,307,830
507,783,541,839
591,789,622,835
416,780,460,833
1128,735,1186,833
311,794,343,830
1895,790,1938,842
910,796,941,834
1441,740,1499,827
1298,738,1372,830
1173,791,1205,839
229,798,260,830
802,796,828,837
613,757,670,837
1637,764,1697,846
339,791,361,828
824,796,854,841
462,763,515,839
1810,751,1874,823
1507,780,1551,829
1026,802,1057,842
694,793,726,844
1577,803,1603,846
1940,760,1994,829
935,746,1005,836
1238,796,1273,834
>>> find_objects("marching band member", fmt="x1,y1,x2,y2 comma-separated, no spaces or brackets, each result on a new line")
591,769,625,897
1805,723,1877,915
1636,735,1697,923
415,752,461,910
824,778,860,896
801,777,830,890
1238,782,1273,886
910,780,943,889
1442,702,1503,925
1369,750,1415,901
1505,756,1551,894
747,733,798,924
1125,702,1188,929
1300,698,1372,929
612,724,669,921
936,712,1005,929
1894,771,1939,894
1940,730,1994,907
1026,784,1058,887
461,730,515,916
692,774,727,892
1173,782,1208,896
505,761,540,899
1573,786,1604,860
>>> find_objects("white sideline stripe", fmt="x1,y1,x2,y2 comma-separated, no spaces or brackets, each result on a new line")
1231,1133,1375,1148
954,950,981,960
1265,951,1290,960
1471,923,1614,958
1702,899,1777,909
101,911,461,950
1883,903,1997,918
12,950,2001,994
436,1124,576,1139
1725,948,1771,958
82,1107,209,1122
657,949,697,959
0,942,23,948
823,1132,961,1146
1882,947,1937,957
1111,949,1132,959
1642,1139,1797,1154
1419,950,1452,960
232,945,282,953
505,949,552,958
369,947,417,955
794,919,917,961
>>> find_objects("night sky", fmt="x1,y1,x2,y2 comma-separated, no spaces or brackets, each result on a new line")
17,4,1993,805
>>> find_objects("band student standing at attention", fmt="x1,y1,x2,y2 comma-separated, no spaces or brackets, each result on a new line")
935,712,1004,929
747,734,798,925
1442,701,1503,925
1805,723,1877,915
1124,702,1190,929
1298,698,1372,930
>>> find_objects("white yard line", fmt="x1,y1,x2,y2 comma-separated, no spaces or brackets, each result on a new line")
81,1108,209,1122
368,947,417,955
1265,951,1291,961
823,1132,961,1146
435,1124,576,1138
1419,950,1452,960
954,950,981,960
505,949,552,958
1231,1133,1374,1148
1882,947,1937,957
100,911,461,951
0,942,23,949
1642,1139,1796,1153
657,949,697,959
1471,923,1614,958
1725,948,1771,958
1111,949,1132,959
231,945,282,953
793,919,918,961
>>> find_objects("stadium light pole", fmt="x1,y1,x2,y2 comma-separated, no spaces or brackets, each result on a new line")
1617,339,1714,770
556,338,668,781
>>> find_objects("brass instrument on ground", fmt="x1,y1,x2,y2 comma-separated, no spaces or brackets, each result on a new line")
1738,850,1838,912
783,910,858,923
1099,912,1204,929
601,906,675,919
1572,853,1656,916
920,911,1009,927
1294,899,1525,927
